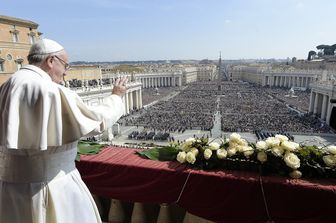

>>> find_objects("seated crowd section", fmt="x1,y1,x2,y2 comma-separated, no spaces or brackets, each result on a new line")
119,80,334,140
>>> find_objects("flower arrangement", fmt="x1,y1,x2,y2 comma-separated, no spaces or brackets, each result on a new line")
138,133,336,179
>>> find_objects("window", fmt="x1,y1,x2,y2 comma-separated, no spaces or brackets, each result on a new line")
7,54,12,61
28,31,36,44
10,27,19,43
0,58,4,72
29,35,35,44
12,32,19,42
15,58,24,70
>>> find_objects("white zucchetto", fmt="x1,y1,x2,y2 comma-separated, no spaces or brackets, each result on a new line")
28,38,64,56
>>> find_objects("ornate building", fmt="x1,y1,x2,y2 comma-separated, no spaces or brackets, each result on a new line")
0,15,41,85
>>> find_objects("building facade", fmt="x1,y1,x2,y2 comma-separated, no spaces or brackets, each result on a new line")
0,15,40,85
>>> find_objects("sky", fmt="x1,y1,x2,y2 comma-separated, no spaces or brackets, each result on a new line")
1,0,335,62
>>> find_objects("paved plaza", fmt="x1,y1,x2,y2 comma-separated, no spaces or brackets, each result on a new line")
112,125,336,148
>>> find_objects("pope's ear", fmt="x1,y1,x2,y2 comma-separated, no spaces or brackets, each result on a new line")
46,56,54,68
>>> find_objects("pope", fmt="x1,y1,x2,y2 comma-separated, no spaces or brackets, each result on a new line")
0,38,127,223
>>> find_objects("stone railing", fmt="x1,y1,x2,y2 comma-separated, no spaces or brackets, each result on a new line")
92,196,214,223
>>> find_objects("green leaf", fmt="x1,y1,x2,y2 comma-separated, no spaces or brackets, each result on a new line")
76,141,106,161
137,146,179,161
78,141,105,155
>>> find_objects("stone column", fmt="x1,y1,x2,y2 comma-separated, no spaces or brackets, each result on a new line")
139,89,143,108
321,94,328,120
313,92,319,115
309,91,315,113
304,77,308,88
125,92,129,114
129,91,133,111
135,90,139,109
326,100,333,125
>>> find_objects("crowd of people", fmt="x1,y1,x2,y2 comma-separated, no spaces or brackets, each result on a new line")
121,80,334,135
128,130,170,141
67,78,113,88
123,82,216,132
218,82,332,133
263,87,311,113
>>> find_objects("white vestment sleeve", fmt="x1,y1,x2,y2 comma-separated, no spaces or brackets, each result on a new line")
57,86,125,139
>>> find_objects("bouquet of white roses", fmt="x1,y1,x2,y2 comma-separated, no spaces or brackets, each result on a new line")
138,133,336,179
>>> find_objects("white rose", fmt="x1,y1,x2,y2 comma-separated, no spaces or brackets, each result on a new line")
322,155,336,167
185,137,196,144
257,151,267,163
216,149,227,159
256,141,267,150
289,170,302,179
281,141,298,152
265,137,280,148
229,142,239,149
204,149,212,160
181,138,195,150
275,134,289,142
271,146,284,157
190,147,199,156
327,145,336,155
237,145,245,153
237,138,248,146
227,147,237,157
209,142,220,150
176,151,187,163
181,142,192,152
229,133,241,143
186,152,196,164
242,146,254,158
284,152,300,169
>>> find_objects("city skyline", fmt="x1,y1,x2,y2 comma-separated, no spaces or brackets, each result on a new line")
1,0,335,62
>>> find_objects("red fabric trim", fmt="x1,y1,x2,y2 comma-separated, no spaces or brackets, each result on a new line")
76,147,336,223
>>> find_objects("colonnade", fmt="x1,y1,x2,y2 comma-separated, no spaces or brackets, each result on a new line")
139,75,182,88
309,91,332,124
263,75,316,88
308,81,336,124
79,82,143,115
123,84,142,114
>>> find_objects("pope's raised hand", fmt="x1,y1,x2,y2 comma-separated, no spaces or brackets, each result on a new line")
112,77,128,97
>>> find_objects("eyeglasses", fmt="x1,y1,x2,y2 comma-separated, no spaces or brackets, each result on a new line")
53,55,70,70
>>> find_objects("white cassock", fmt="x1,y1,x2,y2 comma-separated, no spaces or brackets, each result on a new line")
0,65,125,223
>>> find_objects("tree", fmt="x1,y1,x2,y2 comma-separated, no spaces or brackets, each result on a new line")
307,50,316,61
316,44,336,56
